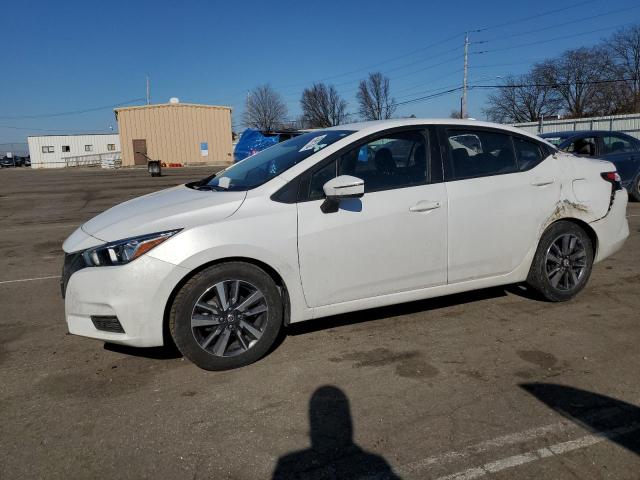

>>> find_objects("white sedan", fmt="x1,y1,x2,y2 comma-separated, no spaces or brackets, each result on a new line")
62,119,629,370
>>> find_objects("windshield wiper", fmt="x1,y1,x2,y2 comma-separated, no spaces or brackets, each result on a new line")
195,184,227,191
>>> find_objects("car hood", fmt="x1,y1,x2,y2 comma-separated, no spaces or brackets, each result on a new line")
79,185,247,242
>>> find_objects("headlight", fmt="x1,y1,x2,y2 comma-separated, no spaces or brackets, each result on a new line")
82,229,181,267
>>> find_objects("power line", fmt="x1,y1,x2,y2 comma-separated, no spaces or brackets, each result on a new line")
0,125,114,133
478,5,640,44
472,0,598,32
471,77,636,89
474,22,634,54
392,87,463,107
0,98,145,120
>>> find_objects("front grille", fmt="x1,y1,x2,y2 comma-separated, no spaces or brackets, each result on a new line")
61,252,86,298
91,315,125,333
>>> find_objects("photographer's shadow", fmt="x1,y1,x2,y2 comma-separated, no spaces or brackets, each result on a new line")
273,385,400,479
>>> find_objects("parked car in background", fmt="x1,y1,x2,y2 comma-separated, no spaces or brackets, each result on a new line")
23,156,31,167
62,119,629,370
540,131,640,201
234,128,305,163
1,156,17,167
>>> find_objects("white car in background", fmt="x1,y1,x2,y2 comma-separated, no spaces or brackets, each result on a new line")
62,119,629,370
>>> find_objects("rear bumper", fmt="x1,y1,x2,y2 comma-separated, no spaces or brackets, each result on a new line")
591,189,629,263
64,255,189,347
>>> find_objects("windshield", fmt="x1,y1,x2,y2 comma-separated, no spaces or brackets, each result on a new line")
195,130,355,191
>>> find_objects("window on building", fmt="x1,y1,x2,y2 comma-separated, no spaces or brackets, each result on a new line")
107,144,116,151
41,146,54,153
85,145,93,152
62,145,70,153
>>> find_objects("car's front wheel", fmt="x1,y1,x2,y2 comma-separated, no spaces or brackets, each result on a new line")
527,221,594,302
169,262,283,370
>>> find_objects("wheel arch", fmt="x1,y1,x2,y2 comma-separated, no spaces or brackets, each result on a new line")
162,256,292,348
545,217,598,258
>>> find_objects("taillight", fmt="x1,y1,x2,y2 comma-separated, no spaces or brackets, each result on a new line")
601,171,622,191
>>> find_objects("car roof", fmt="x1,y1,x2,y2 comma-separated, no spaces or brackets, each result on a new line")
540,130,628,138
326,118,554,146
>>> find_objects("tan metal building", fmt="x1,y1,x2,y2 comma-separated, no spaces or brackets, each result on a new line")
115,102,233,167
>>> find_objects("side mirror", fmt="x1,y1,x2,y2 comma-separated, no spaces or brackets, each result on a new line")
321,175,364,213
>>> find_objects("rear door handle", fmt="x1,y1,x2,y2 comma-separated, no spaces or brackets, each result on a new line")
410,200,441,212
531,178,555,187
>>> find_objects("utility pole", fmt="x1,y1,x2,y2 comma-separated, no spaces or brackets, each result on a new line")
146,74,151,105
461,32,469,119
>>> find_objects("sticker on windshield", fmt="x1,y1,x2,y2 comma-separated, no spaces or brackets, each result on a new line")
217,177,231,189
299,135,328,153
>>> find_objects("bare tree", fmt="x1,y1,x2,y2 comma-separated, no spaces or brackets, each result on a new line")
356,72,396,120
449,109,462,119
243,84,288,131
537,47,617,118
608,25,640,112
300,83,349,128
483,69,562,123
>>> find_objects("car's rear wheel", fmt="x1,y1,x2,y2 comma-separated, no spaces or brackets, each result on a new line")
169,262,283,370
527,221,594,302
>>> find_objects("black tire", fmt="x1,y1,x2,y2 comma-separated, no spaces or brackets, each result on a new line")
629,175,640,202
526,221,594,302
169,262,283,370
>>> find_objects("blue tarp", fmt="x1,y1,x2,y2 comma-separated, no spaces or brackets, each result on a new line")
234,129,279,163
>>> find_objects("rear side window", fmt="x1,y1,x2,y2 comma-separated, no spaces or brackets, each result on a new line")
602,135,635,154
513,137,544,171
446,130,517,179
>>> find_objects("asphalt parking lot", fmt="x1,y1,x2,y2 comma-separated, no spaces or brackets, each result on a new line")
1,166,639,479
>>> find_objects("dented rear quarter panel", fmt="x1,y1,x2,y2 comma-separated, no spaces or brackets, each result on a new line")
551,153,615,224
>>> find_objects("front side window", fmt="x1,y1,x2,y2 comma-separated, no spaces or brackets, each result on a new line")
513,137,544,171
107,144,116,151
85,145,93,152
201,130,354,191
602,135,635,154
42,146,54,153
566,137,597,156
447,130,517,179
339,130,429,193
307,129,430,199
62,145,70,152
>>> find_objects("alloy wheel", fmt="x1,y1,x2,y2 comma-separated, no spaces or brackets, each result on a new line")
545,234,587,291
190,280,268,357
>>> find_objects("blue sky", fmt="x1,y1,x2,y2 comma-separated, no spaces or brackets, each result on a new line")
1,0,639,147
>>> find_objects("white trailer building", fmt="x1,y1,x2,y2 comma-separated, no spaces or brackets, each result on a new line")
27,134,120,168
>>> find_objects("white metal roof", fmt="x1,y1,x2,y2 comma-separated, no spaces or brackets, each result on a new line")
327,119,554,146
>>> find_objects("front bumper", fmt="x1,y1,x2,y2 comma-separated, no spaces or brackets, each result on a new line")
64,254,188,347
591,189,629,263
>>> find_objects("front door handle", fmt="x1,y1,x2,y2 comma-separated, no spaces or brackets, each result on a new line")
531,178,555,187
409,200,441,212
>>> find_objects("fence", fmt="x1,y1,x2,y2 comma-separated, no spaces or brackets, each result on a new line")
62,152,122,169
513,113,640,140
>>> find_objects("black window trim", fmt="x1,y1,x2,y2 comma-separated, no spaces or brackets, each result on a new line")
292,125,444,203
439,125,552,182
